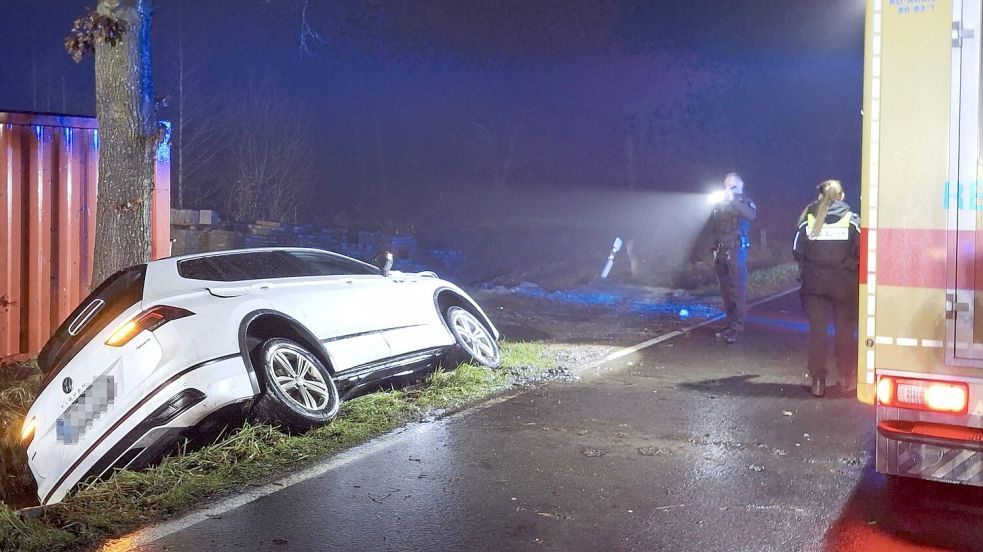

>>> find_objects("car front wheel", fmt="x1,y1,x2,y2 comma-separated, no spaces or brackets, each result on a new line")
250,338,340,433
445,306,501,369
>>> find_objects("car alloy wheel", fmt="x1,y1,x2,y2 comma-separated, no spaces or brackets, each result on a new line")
447,307,501,368
269,344,333,411
251,338,340,433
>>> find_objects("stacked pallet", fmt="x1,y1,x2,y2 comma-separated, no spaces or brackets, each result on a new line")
170,208,230,256
166,211,463,276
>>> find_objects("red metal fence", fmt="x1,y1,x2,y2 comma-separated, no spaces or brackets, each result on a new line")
0,111,170,361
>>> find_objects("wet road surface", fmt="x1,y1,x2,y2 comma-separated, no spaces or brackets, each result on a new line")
124,293,983,551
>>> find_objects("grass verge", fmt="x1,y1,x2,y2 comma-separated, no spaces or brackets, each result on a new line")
0,342,553,552
0,360,41,505
691,262,799,299
747,262,799,297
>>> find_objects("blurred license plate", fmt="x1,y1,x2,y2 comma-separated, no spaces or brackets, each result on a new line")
56,375,116,444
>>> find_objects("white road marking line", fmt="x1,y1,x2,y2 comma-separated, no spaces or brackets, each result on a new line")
104,431,420,549
895,338,919,347
874,336,893,345
108,286,803,549
590,287,801,369
100,395,516,551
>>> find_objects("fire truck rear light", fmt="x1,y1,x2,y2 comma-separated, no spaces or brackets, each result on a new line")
925,383,968,413
877,376,894,405
876,375,968,415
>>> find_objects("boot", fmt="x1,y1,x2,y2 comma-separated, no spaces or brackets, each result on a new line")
810,376,826,397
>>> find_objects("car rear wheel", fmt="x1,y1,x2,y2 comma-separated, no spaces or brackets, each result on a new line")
250,338,340,433
445,307,501,368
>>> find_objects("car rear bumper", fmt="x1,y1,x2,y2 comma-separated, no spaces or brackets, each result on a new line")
31,354,255,505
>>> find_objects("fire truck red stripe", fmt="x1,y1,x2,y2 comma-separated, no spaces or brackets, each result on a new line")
863,227,977,290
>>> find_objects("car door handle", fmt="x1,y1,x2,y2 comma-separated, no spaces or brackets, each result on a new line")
207,282,274,297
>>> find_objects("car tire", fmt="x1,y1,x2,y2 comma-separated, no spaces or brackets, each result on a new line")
444,306,501,369
250,338,340,433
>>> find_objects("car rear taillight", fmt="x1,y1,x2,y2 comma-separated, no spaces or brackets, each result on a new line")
876,375,969,415
105,306,194,347
21,417,37,446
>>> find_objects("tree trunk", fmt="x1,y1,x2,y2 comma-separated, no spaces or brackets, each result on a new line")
91,0,158,288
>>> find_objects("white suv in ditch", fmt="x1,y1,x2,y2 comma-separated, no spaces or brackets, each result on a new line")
22,248,500,505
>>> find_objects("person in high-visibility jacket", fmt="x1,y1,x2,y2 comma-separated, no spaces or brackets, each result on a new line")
792,180,861,397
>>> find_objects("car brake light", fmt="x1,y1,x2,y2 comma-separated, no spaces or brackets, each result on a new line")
21,417,36,444
876,375,969,415
105,306,194,347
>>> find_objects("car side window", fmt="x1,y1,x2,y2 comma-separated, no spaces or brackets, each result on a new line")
178,251,316,281
288,251,377,276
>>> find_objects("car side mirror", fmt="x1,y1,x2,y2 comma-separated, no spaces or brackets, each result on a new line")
373,251,394,277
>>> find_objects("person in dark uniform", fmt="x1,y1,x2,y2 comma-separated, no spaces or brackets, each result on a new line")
710,173,757,344
792,180,860,397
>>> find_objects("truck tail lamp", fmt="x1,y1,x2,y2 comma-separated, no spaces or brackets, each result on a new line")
877,375,969,415
105,306,194,347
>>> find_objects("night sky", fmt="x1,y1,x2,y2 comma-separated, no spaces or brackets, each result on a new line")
0,0,865,232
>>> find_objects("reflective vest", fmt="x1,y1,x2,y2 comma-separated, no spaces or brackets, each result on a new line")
793,210,860,274
805,213,852,242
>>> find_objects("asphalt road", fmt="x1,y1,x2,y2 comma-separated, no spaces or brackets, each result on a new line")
119,292,983,552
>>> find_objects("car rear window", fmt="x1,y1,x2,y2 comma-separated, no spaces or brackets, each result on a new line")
38,265,147,380
177,251,317,281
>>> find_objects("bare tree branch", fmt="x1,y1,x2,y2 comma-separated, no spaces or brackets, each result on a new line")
227,81,316,222
167,3,225,209
298,0,325,57
470,113,524,196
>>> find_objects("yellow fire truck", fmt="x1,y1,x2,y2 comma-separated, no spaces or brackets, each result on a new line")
861,0,983,485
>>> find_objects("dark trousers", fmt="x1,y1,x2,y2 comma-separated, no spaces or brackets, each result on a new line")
714,246,748,332
801,290,858,381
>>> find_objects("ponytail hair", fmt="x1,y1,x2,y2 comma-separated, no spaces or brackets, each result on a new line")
810,179,845,238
